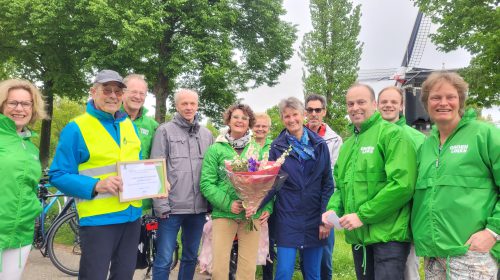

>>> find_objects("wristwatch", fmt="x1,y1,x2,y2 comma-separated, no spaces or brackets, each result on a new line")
486,228,500,241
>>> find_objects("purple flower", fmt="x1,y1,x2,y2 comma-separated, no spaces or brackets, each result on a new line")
248,157,259,172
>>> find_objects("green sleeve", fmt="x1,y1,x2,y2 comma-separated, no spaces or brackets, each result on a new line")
357,130,416,224
485,125,500,234
257,199,274,217
200,145,233,212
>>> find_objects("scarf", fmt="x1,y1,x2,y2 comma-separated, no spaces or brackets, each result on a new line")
286,129,315,161
225,130,251,149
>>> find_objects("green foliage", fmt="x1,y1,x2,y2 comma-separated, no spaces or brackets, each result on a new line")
266,105,285,140
205,118,220,137
81,0,297,125
413,0,499,108
300,0,362,137
32,97,86,164
1,0,296,165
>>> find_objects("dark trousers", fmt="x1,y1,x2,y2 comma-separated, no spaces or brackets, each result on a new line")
352,241,410,280
79,219,141,280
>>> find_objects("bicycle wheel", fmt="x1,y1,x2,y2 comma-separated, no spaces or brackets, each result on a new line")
47,211,80,276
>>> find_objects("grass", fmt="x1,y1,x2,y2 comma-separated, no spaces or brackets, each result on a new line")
255,229,424,280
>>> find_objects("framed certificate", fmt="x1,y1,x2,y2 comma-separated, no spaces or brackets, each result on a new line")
117,159,170,202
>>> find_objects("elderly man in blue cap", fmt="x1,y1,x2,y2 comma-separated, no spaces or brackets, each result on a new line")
50,69,143,279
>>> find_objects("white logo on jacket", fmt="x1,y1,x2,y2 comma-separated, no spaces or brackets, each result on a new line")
360,146,375,154
450,144,468,154
140,128,150,136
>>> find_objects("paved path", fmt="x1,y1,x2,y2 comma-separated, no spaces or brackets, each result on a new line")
23,250,211,280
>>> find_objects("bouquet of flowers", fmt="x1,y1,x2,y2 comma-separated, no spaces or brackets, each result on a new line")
225,146,291,230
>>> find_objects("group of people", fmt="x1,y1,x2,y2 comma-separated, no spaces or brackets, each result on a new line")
0,69,497,280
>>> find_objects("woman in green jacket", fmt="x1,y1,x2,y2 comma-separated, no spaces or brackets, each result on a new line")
0,79,47,279
200,104,272,280
412,72,499,278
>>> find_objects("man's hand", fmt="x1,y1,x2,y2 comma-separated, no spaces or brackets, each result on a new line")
231,200,243,215
339,213,363,231
322,210,336,229
95,176,122,196
466,230,496,252
319,224,331,240
259,211,270,225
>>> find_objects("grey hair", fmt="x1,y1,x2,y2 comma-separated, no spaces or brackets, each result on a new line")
304,93,326,108
278,97,305,119
174,89,199,104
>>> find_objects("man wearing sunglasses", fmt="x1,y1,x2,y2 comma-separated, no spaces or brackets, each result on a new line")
50,69,143,279
303,93,342,280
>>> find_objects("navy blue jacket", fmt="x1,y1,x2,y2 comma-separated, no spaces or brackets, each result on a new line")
269,127,334,248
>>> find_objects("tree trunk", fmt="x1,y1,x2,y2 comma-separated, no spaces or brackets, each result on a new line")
153,73,169,123
39,80,54,169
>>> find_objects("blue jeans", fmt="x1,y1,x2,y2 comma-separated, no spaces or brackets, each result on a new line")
321,230,335,280
275,246,322,280
299,231,335,280
152,213,206,280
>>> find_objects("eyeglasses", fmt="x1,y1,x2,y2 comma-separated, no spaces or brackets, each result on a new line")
126,90,147,97
5,100,33,109
231,115,249,121
306,107,324,114
101,87,124,96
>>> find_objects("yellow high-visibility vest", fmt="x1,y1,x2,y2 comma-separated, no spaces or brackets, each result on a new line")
74,113,142,218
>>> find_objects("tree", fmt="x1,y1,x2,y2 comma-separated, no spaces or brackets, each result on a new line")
32,97,86,164
86,0,297,125
1,0,296,166
0,0,94,167
299,0,362,136
266,105,285,140
413,0,499,108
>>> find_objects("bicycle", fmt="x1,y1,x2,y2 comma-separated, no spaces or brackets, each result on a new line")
137,214,179,279
33,176,80,276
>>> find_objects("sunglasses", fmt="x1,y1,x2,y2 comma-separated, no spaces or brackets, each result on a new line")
306,107,324,114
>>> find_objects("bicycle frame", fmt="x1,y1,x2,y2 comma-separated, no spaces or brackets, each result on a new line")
34,184,76,255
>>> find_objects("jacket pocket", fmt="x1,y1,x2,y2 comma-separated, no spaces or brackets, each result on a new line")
354,172,387,199
168,136,187,158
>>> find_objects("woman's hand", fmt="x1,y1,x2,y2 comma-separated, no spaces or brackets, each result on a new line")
319,224,330,240
245,206,257,219
321,210,335,229
466,230,496,252
259,211,270,224
230,200,243,214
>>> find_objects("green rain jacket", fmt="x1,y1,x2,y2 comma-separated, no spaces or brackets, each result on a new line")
200,134,273,220
412,109,500,260
130,106,159,159
0,114,42,252
259,138,273,159
327,111,417,245
396,115,426,151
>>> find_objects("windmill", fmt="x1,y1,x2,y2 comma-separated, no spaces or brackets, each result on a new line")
358,11,435,131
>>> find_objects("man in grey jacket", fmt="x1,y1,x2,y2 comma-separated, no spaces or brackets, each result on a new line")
303,93,342,280
150,89,213,280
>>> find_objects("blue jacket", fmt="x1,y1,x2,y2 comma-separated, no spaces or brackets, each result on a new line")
49,101,142,226
269,127,334,248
